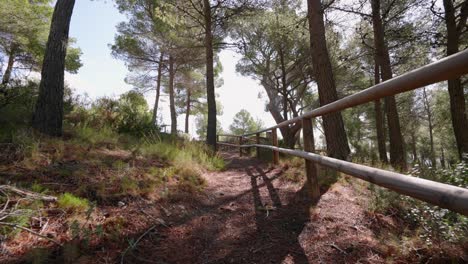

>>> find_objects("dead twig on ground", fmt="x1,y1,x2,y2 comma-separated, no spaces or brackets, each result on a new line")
120,225,158,264
327,243,347,255
137,205,169,228
0,222,61,246
0,185,57,202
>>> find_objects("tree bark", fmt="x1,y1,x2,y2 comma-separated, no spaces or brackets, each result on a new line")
373,63,388,163
443,0,468,160
1,43,18,86
440,146,446,169
168,55,177,135
278,47,293,147
152,53,164,125
279,47,288,121
185,88,191,134
204,0,217,150
32,0,75,137
371,0,406,170
263,79,301,149
307,0,350,160
266,104,301,149
411,130,418,163
422,88,436,168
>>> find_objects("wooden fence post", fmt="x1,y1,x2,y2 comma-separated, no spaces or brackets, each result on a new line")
216,135,219,151
256,133,260,159
302,118,320,201
239,136,243,157
272,128,279,165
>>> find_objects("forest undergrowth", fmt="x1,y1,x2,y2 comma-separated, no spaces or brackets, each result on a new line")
0,124,224,263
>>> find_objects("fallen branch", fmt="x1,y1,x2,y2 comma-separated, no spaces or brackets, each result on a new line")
138,205,169,228
327,243,347,255
0,222,61,246
120,225,158,264
0,185,57,202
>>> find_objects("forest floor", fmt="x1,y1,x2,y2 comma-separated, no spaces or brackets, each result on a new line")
0,144,466,263
123,151,387,264
117,151,466,264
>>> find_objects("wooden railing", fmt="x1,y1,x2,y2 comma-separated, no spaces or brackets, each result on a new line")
217,49,468,216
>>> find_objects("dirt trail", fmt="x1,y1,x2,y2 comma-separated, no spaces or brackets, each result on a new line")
125,151,387,264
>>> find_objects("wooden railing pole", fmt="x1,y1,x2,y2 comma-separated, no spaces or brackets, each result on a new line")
272,128,279,165
256,133,260,159
302,118,320,201
239,136,243,157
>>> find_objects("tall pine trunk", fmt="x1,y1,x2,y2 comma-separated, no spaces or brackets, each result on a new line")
1,43,18,86
443,0,468,160
371,0,406,170
279,47,288,121
185,88,191,134
152,53,164,125
307,0,350,160
440,146,446,168
411,131,418,163
422,88,436,168
279,47,292,147
203,0,217,150
32,0,76,137
373,63,388,163
168,55,177,135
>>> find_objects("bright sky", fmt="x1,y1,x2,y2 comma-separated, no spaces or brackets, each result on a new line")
65,0,275,136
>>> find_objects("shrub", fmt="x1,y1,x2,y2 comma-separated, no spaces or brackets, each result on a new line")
31,183,48,194
148,167,174,184
72,125,119,147
175,163,206,193
138,136,225,172
403,160,468,243
120,175,139,195
58,193,89,212
280,157,339,189
369,160,468,244
281,157,305,182
12,129,40,157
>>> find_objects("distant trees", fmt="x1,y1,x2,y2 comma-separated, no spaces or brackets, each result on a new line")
233,0,312,148
369,0,406,169
0,0,52,86
438,0,468,159
32,0,77,137
172,0,265,149
0,0,81,107
0,0,465,193
325,0,466,168
175,69,206,134
113,0,206,135
229,109,263,135
111,0,169,127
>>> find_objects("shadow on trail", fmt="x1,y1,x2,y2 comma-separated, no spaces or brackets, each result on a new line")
213,165,317,264
122,153,339,264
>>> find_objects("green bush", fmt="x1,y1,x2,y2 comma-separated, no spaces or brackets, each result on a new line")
72,125,119,147
11,129,40,158
369,160,468,244
404,161,468,243
0,81,39,139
